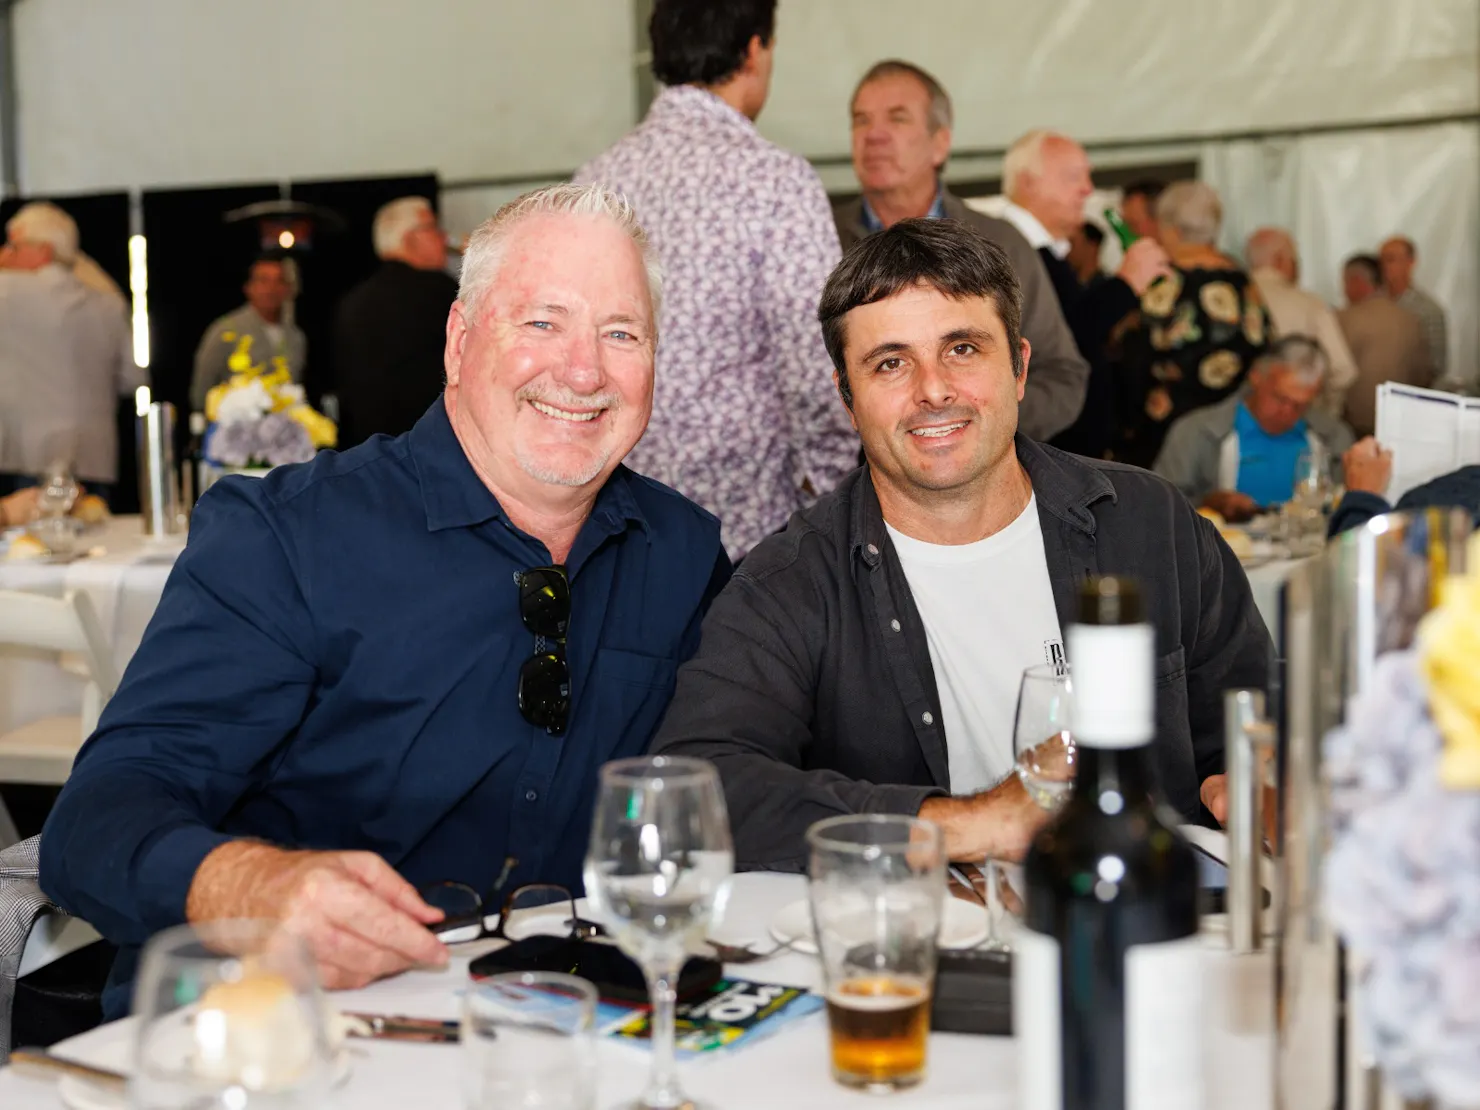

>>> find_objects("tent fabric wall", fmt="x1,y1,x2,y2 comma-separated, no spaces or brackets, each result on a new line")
12,0,637,195
1201,122,1480,388
762,0,1478,162
9,0,1476,197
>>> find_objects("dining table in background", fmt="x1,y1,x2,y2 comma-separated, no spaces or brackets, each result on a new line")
0,516,186,737
0,872,1277,1110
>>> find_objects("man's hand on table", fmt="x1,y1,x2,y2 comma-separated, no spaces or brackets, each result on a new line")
1201,490,1259,524
1200,773,1229,825
919,773,1053,863
1342,436,1393,496
186,842,449,990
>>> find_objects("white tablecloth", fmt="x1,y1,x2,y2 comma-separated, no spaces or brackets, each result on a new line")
0,872,1276,1109
0,516,185,735
1243,557,1308,652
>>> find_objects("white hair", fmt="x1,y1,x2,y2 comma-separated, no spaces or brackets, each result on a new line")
1258,334,1330,387
1155,180,1223,246
1002,129,1057,200
6,201,79,265
458,183,662,324
373,196,434,259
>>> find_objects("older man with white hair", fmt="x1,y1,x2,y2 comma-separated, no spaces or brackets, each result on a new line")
41,183,729,1018
1153,334,1354,521
1244,226,1356,416
998,129,1172,458
0,202,141,497
331,195,459,446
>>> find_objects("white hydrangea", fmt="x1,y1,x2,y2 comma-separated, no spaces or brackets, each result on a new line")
214,378,274,426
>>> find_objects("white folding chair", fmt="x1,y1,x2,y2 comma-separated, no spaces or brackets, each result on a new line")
0,589,118,792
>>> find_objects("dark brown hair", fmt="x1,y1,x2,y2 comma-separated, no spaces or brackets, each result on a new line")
818,218,1024,407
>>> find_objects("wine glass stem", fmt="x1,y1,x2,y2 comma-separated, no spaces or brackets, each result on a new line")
642,959,686,1110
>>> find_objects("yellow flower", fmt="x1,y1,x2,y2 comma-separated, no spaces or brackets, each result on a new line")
226,335,256,375
204,381,229,423
1417,532,1480,788
286,404,338,449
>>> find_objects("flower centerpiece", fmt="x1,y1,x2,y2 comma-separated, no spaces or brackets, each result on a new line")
203,337,336,473
1323,532,1480,1108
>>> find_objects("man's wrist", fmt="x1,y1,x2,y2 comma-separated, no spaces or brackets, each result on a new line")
184,839,292,923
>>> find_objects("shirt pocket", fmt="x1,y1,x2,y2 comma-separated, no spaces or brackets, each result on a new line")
583,647,680,760
1152,645,1197,816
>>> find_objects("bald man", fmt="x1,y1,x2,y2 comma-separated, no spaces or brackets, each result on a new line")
1244,227,1356,417
1000,129,1172,458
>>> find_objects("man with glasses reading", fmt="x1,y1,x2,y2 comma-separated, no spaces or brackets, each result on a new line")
1153,335,1354,523
40,184,728,1016
652,218,1271,871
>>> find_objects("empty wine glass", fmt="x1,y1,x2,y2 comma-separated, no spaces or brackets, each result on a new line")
36,460,79,519
130,919,337,1109
1014,663,1077,814
584,756,734,1110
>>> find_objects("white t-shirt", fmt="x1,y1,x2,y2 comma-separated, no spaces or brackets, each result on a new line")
886,495,1064,795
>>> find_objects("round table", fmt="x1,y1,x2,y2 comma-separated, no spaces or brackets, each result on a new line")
0,516,186,736
0,872,1277,1109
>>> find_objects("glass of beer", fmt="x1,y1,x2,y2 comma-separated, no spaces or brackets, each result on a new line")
806,814,945,1093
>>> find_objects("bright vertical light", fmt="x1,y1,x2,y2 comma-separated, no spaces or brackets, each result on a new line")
135,385,151,417
128,234,150,368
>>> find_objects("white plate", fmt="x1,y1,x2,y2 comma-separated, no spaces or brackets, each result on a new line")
58,1029,353,1110
768,896,990,954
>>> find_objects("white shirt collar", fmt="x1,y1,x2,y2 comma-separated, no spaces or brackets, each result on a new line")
1000,201,1071,260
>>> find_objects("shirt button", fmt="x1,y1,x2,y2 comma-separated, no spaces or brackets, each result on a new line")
867,544,879,556
525,790,538,802
890,619,901,632
922,711,934,726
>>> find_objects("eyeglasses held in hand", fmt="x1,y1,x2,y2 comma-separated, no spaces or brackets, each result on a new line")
517,565,570,735
421,871,602,945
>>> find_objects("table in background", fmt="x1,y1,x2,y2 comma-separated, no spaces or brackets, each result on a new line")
0,872,1276,1110
1242,555,1311,652
0,516,186,736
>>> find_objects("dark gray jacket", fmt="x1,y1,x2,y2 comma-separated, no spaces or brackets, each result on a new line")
653,437,1273,871
834,191,1090,443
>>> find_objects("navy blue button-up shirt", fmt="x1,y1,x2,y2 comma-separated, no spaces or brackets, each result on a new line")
40,398,727,1015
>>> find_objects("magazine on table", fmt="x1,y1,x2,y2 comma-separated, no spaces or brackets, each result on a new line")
596,977,824,1058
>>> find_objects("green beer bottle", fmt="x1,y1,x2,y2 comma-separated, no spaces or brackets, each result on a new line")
1104,208,1137,250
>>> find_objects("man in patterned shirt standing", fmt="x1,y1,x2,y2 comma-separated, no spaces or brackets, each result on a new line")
1378,236,1451,389
576,0,857,561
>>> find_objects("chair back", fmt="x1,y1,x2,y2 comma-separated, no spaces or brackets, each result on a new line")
0,590,118,735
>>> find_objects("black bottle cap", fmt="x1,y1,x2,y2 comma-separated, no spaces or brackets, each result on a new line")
1077,576,1143,626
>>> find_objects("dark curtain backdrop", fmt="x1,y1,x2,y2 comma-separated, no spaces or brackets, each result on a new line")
140,183,281,428
287,173,440,406
0,192,138,509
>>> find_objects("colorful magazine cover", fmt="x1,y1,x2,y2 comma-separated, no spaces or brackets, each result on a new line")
598,978,824,1058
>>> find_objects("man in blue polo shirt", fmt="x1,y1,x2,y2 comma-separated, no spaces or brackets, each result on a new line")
1153,334,1355,521
39,184,728,1015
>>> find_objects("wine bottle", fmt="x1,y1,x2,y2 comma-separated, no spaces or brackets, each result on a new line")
1104,208,1137,250
1015,576,1203,1110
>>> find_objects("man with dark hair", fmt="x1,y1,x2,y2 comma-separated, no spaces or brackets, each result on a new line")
1067,222,1106,288
576,0,857,561
654,218,1272,870
835,59,1090,443
1339,252,1434,437
1379,235,1450,388
1120,180,1165,241
191,255,306,411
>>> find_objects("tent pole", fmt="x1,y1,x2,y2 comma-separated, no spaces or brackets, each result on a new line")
0,0,18,198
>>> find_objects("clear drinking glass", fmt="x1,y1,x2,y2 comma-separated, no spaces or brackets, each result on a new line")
36,460,79,519
584,755,734,1110
461,972,598,1110
129,920,337,1109
1014,663,1077,813
807,814,944,1094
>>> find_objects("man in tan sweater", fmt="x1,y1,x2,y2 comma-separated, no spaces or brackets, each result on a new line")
1337,254,1433,438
